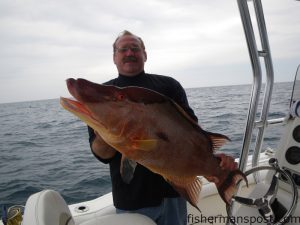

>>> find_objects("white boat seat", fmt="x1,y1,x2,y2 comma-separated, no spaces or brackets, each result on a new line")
22,190,156,225
80,214,156,225
22,189,75,225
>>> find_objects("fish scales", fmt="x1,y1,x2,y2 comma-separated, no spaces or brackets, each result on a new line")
60,78,247,210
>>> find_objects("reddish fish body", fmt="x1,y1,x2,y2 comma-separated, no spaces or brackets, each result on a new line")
60,78,247,209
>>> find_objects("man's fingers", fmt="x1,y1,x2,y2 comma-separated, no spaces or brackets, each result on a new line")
216,153,237,170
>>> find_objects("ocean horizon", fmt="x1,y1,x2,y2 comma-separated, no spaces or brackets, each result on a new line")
0,82,293,215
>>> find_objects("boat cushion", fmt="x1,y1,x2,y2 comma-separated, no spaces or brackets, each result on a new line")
22,189,75,225
80,213,156,225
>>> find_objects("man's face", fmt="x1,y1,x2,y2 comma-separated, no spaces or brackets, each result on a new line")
113,35,147,76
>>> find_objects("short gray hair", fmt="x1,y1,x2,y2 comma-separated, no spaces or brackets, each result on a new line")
113,30,145,52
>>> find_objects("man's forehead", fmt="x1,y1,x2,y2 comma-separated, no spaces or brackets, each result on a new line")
115,35,142,46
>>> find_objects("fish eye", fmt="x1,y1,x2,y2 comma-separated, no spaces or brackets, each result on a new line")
116,93,125,101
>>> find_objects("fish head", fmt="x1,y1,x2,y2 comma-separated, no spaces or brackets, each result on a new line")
61,78,169,154
66,78,125,103
60,78,133,142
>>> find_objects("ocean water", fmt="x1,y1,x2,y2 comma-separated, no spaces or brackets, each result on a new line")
0,82,293,213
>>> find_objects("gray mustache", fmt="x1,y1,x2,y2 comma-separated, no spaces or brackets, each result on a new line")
123,56,137,63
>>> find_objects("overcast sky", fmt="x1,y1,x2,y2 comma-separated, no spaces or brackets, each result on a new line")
0,0,300,103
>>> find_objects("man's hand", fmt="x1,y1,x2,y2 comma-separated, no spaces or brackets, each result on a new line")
92,131,116,159
215,153,238,171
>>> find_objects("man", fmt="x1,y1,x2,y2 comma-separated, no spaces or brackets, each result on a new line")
88,30,237,225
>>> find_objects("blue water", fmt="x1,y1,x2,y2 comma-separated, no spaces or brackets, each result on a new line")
0,82,293,213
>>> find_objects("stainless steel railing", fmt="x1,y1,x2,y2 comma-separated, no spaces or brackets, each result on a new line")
237,0,274,177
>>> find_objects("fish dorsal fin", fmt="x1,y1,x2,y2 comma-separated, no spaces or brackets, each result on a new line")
131,139,157,151
168,97,231,151
123,85,199,124
170,100,200,127
120,155,137,184
123,86,200,129
123,86,168,104
207,132,231,152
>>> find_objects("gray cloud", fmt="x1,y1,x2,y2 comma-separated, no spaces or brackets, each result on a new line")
0,0,299,103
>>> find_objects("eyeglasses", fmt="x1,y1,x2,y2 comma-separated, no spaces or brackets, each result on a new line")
115,46,141,53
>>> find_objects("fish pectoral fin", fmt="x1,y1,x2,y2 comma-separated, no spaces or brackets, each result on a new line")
165,176,202,212
131,139,157,151
120,155,137,184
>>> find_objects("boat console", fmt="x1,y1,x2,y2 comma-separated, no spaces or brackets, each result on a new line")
278,66,300,190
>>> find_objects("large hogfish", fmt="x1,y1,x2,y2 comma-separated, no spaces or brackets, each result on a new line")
60,78,247,210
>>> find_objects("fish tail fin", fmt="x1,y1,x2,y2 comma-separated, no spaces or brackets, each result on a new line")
209,170,248,205
166,177,202,212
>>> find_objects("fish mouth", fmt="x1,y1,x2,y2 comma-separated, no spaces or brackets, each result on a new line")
60,97,105,129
